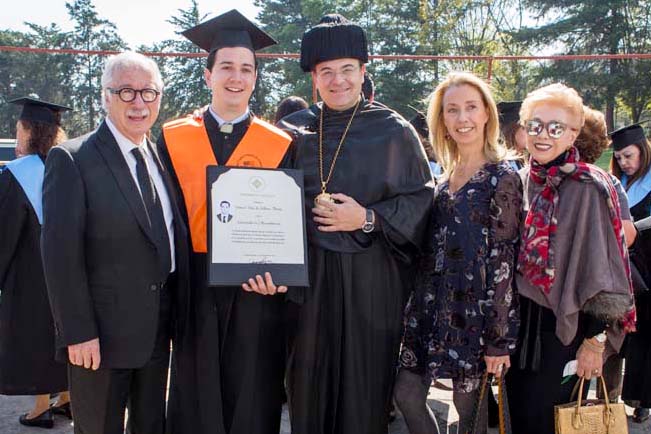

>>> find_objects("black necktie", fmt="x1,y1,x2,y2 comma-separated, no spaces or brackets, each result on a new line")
131,147,171,275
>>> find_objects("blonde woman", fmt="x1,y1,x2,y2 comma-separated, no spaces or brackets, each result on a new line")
395,72,522,434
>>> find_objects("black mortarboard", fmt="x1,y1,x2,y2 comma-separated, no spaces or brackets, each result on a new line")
609,122,648,151
497,101,522,126
300,14,369,72
182,9,276,54
8,96,71,125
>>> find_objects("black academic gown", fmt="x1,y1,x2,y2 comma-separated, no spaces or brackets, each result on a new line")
279,100,433,434
160,112,293,434
622,190,651,407
0,167,67,395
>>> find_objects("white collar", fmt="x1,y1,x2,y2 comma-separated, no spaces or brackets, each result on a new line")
105,117,149,156
208,106,250,126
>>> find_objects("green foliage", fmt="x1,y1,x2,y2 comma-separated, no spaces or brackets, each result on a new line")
2,0,651,140
65,0,127,133
141,0,211,137
513,0,651,129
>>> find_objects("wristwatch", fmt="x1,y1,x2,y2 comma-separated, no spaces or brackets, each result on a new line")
593,332,607,344
361,208,375,233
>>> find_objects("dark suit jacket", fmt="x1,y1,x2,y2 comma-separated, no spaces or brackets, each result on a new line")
215,213,233,223
41,121,190,369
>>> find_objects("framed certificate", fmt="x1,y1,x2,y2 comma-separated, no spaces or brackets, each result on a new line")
207,166,309,287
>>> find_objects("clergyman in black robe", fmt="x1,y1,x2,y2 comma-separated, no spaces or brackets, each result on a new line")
278,14,433,434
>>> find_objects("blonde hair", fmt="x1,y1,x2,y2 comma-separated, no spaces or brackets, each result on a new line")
426,71,505,174
519,83,585,129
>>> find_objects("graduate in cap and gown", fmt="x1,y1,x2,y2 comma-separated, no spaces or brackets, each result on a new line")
0,96,71,428
277,14,433,434
158,9,294,434
610,122,651,423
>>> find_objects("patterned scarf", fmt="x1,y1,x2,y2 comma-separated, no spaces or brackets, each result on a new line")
518,146,636,331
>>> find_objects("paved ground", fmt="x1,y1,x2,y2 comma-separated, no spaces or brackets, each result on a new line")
1,380,649,433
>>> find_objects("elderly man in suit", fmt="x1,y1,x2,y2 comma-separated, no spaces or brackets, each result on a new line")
41,51,189,434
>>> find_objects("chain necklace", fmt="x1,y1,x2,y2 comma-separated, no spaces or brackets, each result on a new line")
315,98,361,206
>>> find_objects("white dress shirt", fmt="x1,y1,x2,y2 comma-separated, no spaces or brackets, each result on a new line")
208,106,250,127
105,118,176,273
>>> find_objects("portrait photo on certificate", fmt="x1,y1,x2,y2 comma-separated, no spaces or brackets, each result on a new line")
207,166,309,287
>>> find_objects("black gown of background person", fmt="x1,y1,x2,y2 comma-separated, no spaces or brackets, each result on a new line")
0,166,67,395
159,112,294,434
279,100,433,434
622,189,651,408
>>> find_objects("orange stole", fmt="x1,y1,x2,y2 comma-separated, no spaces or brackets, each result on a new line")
162,116,292,253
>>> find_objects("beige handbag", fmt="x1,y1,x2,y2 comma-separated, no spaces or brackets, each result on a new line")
554,376,628,434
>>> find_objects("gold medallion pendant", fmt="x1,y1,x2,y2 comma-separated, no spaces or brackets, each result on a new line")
314,191,335,207
316,98,361,207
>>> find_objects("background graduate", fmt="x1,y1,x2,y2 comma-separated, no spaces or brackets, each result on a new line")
0,97,71,428
610,123,651,423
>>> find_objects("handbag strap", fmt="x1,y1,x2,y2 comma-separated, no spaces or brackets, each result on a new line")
468,372,489,434
571,376,613,428
497,374,513,434
468,372,513,434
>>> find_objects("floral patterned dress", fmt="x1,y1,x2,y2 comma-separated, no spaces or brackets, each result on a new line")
399,161,522,392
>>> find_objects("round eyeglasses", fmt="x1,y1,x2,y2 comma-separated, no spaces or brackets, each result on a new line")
525,118,577,139
107,87,160,103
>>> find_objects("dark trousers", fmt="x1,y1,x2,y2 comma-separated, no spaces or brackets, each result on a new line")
598,353,623,400
69,288,171,434
507,301,590,434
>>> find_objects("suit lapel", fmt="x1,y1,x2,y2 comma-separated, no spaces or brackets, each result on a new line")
94,121,156,244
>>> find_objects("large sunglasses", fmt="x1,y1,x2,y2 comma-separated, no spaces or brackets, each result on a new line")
107,87,160,103
525,118,576,139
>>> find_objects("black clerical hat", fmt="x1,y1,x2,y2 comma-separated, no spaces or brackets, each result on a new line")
300,14,368,72
8,96,71,125
182,9,276,53
610,122,648,151
497,101,522,126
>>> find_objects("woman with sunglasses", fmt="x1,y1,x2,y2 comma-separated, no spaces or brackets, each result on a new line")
505,84,636,434
610,123,651,424
394,72,522,434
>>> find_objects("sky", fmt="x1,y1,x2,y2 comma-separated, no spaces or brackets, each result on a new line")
0,0,260,48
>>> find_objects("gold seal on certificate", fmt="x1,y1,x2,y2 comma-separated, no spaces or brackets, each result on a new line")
207,166,309,287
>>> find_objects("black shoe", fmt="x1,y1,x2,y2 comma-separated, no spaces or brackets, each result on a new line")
51,402,72,419
633,408,650,423
19,409,54,429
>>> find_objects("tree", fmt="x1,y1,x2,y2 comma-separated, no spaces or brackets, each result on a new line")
513,0,651,128
255,0,434,118
254,0,326,118
0,26,76,137
141,0,212,135
65,0,126,133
